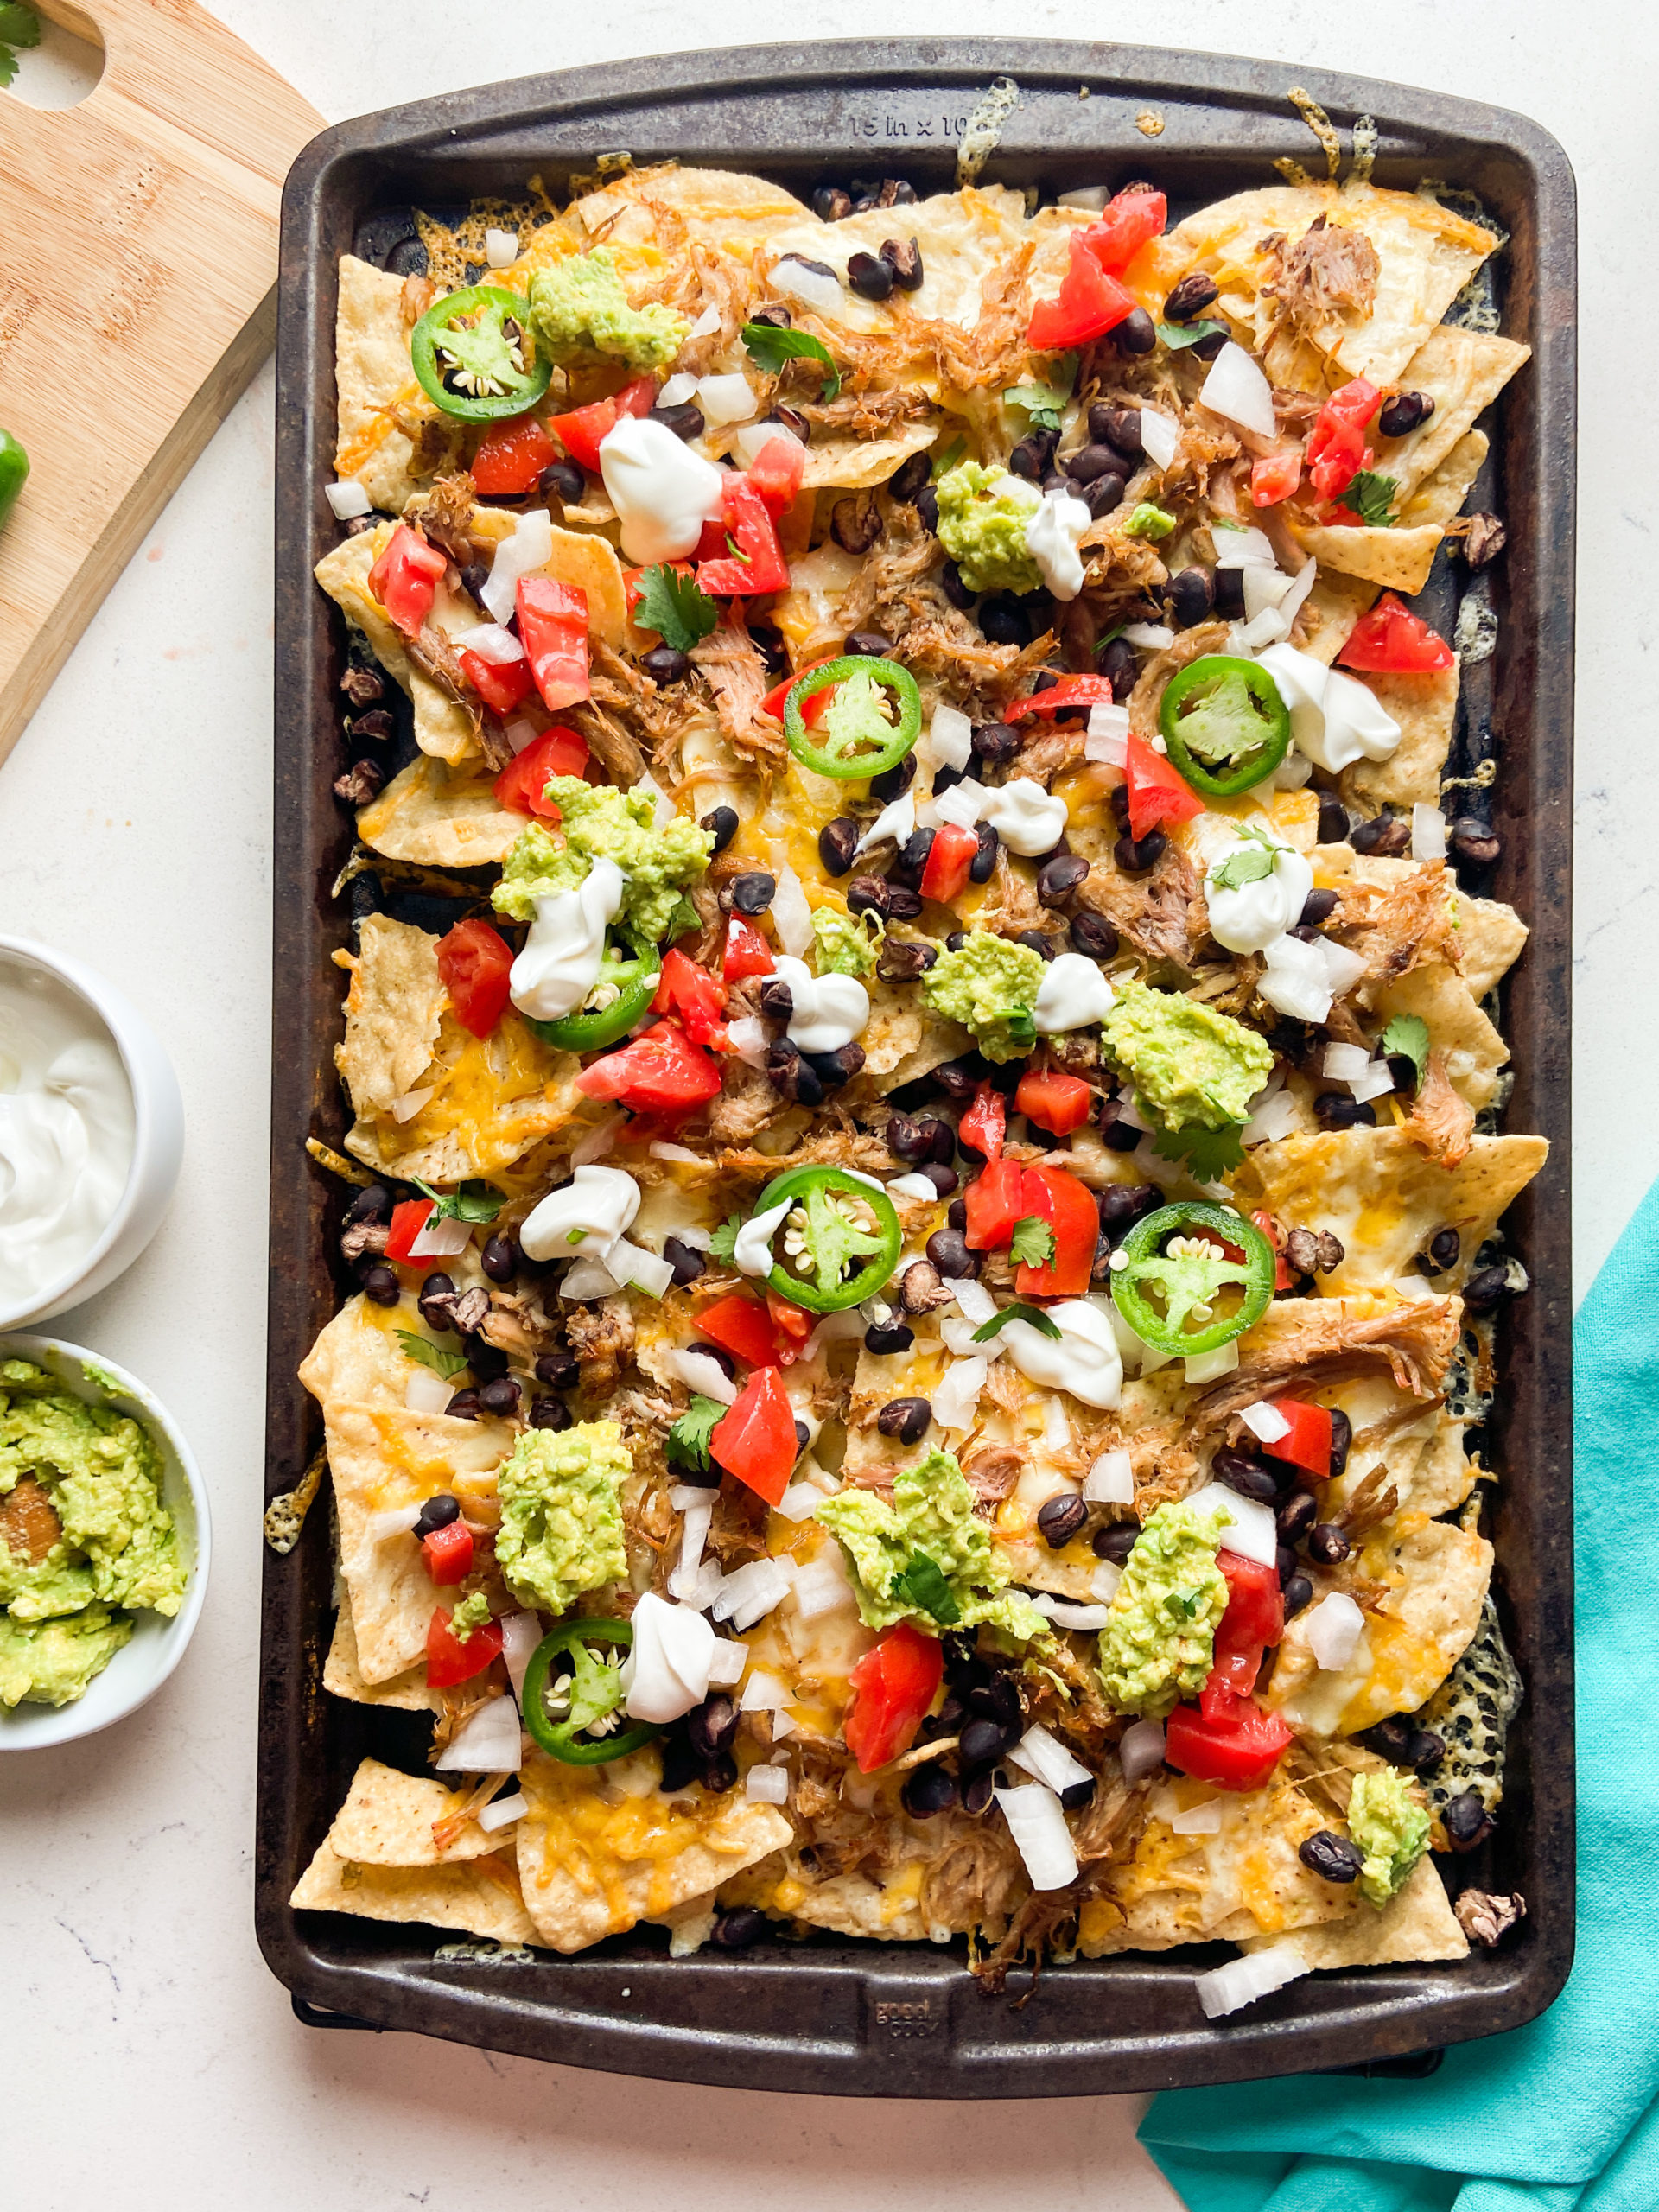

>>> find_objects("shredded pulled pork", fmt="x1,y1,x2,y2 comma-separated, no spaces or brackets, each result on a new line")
718,1128,898,1179
1016,722,1088,788
563,1296,636,1397
1076,839,1206,969
691,618,785,763
918,1821,1028,1938
1402,1049,1476,1169
1327,860,1460,983
886,241,1040,396
1263,214,1381,339
1190,1298,1462,1422
412,474,481,567
961,1443,1025,1503
703,1058,782,1146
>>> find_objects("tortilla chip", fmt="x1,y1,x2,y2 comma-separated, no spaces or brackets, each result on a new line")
328,1756,498,1865
1255,1853,1468,1967
1408,1414,1479,1518
336,914,447,1118
1300,569,1379,665
324,1599,442,1713
357,754,524,868
781,1862,930,1941
1401,430,1489,530
334,254,439,516
315,531,478,766
1342,666,1459,810
874,1007,974,1096
801,421,938,494
514,1749,791,1952
1375,328,1530,500
1295,523,1442,596
1372,963,1508,1111
1457,898,1529,997
300,1291,423,1410
533,525,629,649
1236,1128,1548,1296
291,1837,537,1943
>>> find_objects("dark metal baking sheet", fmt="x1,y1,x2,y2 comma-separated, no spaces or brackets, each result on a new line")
259,36,1576,2095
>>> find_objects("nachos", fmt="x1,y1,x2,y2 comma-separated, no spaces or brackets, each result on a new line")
294,141,1541,2012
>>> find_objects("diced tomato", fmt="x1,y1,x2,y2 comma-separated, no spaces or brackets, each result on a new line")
1337,592,1456,674
1006,675,1118,722
696,1294,789,1370
963,1157,1027,1249
422,1520,474,1586
1015,1071,1093,1137
1250,449,1304,506
760,655,833,728
470,415,555,495
652,947,729,1050
547,373,654,473
436,918,515,1038
516,575,590,712
1124,729,1205,841
959,1080,1007,1166
1015,1164,1098,1299
697,476,790,596
1027,231,1137,353
458,645,536,716
1166,1687,1293,1792
747,435,806,518
722,915,774,982
1080,189,1168,274
367,524,447,636
385,1198,435,1266
919,822,981,906
1251,1208,1296,1294
425,1605,504,1689
1200,1549,1284,1714
491,724,590,817
765,1291,813,1344
1262,1399,1333,1479
844,1622,944,1773
709,1366,800,1505
1306,378,1381,503
622,559,696,632
575,1019,721,1116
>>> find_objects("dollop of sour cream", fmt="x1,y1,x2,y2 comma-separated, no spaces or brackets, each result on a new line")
1255,642,1402,774
598,416,725,566
772,955,869,1053
1025,486,1093,601
518,1163,641,1263
1000,1300,1123,1409
734,1195,791,1279
0,956,135,1316
1205,837,1315,957
1034,951,1116,1033
509,857,623,1024
974,777,1069,857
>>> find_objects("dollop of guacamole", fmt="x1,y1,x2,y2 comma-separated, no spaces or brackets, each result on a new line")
1122,503,1176,540
492,780,713,947
817,1449,1050,1643
1096,1498,1230,1719
1100,980,1274,1134
0,1359,185,1708
812,904,881,979
494,1421,629,1616
1347,1768,1432,1908
449,1589,493,1642
933,461,1044,596
923,934,1045,1064
526,250,690,372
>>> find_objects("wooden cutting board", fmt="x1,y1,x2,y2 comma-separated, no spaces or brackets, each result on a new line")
0,0,322,767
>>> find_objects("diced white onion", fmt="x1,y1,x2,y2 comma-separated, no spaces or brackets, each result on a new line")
1243,562,1294,622
1198,341,1278,440
1185,1478,1277,1567
696,372,758,426
931,1355,988,1432
1239,1401,1291,1445
932,779,984,831
485,226,519,268
325,477,372,520
1185,1341,1239,1385
1412,803,1448,861
772,257,844,317
1243,1084,1300,1146
1171,1798,1224,1835
688,302,722,340
1057,186,1111,211
1084,1448,1135,1505
706,1638,747,1687
1007,1723,1094,1795
739,1665,795,1713
791,1549,858,1621
1118,1717,1166,1783
1304,1591,1366,1670
772,1480,826,1522
559,1256,622,1300
1258,932,1334,1024
1395,1273,1437,1300
852,789,915,860
1318,939,1369,995
1347,1060,1395,1104
658,371,699,405
715,1559,794,1632
746,1763,791,1803
668,1498,715,1601
1234,606,1290,652
1115,1094,1153,1135
632,770,675,829
1322,1042,1370,1079
887,1172,938,1200
938,1315,988,1357
663,1348,739,1405
951,1279,997,1326
480,507,554,624
769,862,816,957
452,620,526,666
1084,716,1129,768
1091,1560,1122,1604
1026,1592,1112,1630
727,1014,771,1068
389,1085,435,1124
606,1237,675,1300
923,703,973,773
1280,556,1318,627
404,1368,454,1415
732,417,804,468
365,1506,419,1546
409,1208,473,1259
435,1694,523,1774
1196,1942,1310,2020
499,1613,543,1705
1043,1397,1071,1452
1213,524,1277,569
995,1783,1079,1891
1138,411,1180,471
1121,620,1174,649
570,1109,624,1166
477,1789,528,1833
649,1140,703,1165
504,717,542,755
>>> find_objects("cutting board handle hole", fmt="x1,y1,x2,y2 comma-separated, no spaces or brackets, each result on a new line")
3,3,103,111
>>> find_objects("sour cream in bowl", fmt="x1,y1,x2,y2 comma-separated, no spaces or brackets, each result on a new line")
0,940,183,1330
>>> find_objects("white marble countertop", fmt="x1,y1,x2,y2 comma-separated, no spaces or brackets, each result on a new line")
0,3,1630,2202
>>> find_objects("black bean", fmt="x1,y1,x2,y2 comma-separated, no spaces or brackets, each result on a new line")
749,623,790,677
981,599,1031,647
886,1111,930,1163
1276,1490,1319,1545
812,184,852,222
969,1674,1021,1726
881,178,919,207
480,1233,517,1284
413,1493,461,1539
1329,1408,1352,1478
1041,471,1073,499
1112,307,1158,355
1096,1183,1151,1232
1009,429,1058,481
864,1319,915,1356
1061,909,1116,963
1034,854,1089,909
445,1389,481,1421
1298,888,1339,930
1357,1717,1416,1766
465,1335,508,1382
946,1198,968,1232
1101,1110,1143,1154
712,1904,767,1949
1090,403,1144,461
648,402,704,442
540,458,586,505
1096,634,1136,702
699,1751,737,1794
933,558,973,612
688,1693,740,1761
887,450,931,505
870,753,917,802
333,759,385,806
846,874,891,920
1444,1790,1496,1852
1378,390,1434,439
1351,811,1412,857
844,628,893,659
970,721,1018,769
1068,442,1125,486
925,1228,977,1280
1316,792,1351,846
880,237,924,290
847,250,895,300
804,1042,866,1089
1163,271,1220,322
1166,566,1214,628
347,708,395,744
417,1273,455,1329
1451,817,1502,868
958,1717,1012,1770
1016,930,1057,961
1282,1572,1313,1618
902,1762,959,1816
1214,1450,1281,1506
1300,1830,1364,1884
688,1342,737,1383
889,828,934,887
642,645,690,685
534,1348,579,1389
963,1770,996,1815
1059,1777,1096,1812
964,824,997,885
924,1116,957,1165
1405,1729,1446,1774
811,817,857,878
1189,327,1229,361
1084,472,1128,520
360,1264,400,1306
1093,1522,1140,1564
1115,830,1166,874
701,805,739,855
456,561,491,606
1427,1227,1461,1274
1464,1265,1520,1315
479,1376,521,1417
528,1394,571,1431
1314,1093,1377,1129
1283,1228,1319,1279
876,1396,932,1446
661,1236,705,1289
885,885,925,921
922,1163,958,1197
1037,1494,1089,1548
765,406,811,444
831,494,882,556
730,871,776,915
878,938,938,983
917,483,939,534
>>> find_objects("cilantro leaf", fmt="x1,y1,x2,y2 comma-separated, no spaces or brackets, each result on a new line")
1003,354,1078,433
709,1216,744,1264
1157,318,1228,352
666,1395,726,1474
395,1332,469,1381
1007,1216,1058,1268
892,1551,962,1626
741,321,841,401
633,563,717,654
1382,1012,1431,1087
973,1299,1063,1344
414,1178,502,1224
1208,843,1275,893
660,893,702,944
1149,1120,1248,1182
1343,470,1399,528
0,45,16,84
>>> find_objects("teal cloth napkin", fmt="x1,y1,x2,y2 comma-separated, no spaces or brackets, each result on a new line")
1139,1181,1659,2212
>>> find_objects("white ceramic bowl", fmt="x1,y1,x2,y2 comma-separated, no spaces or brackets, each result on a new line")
0,1334,210,1749
0,935,185,1329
